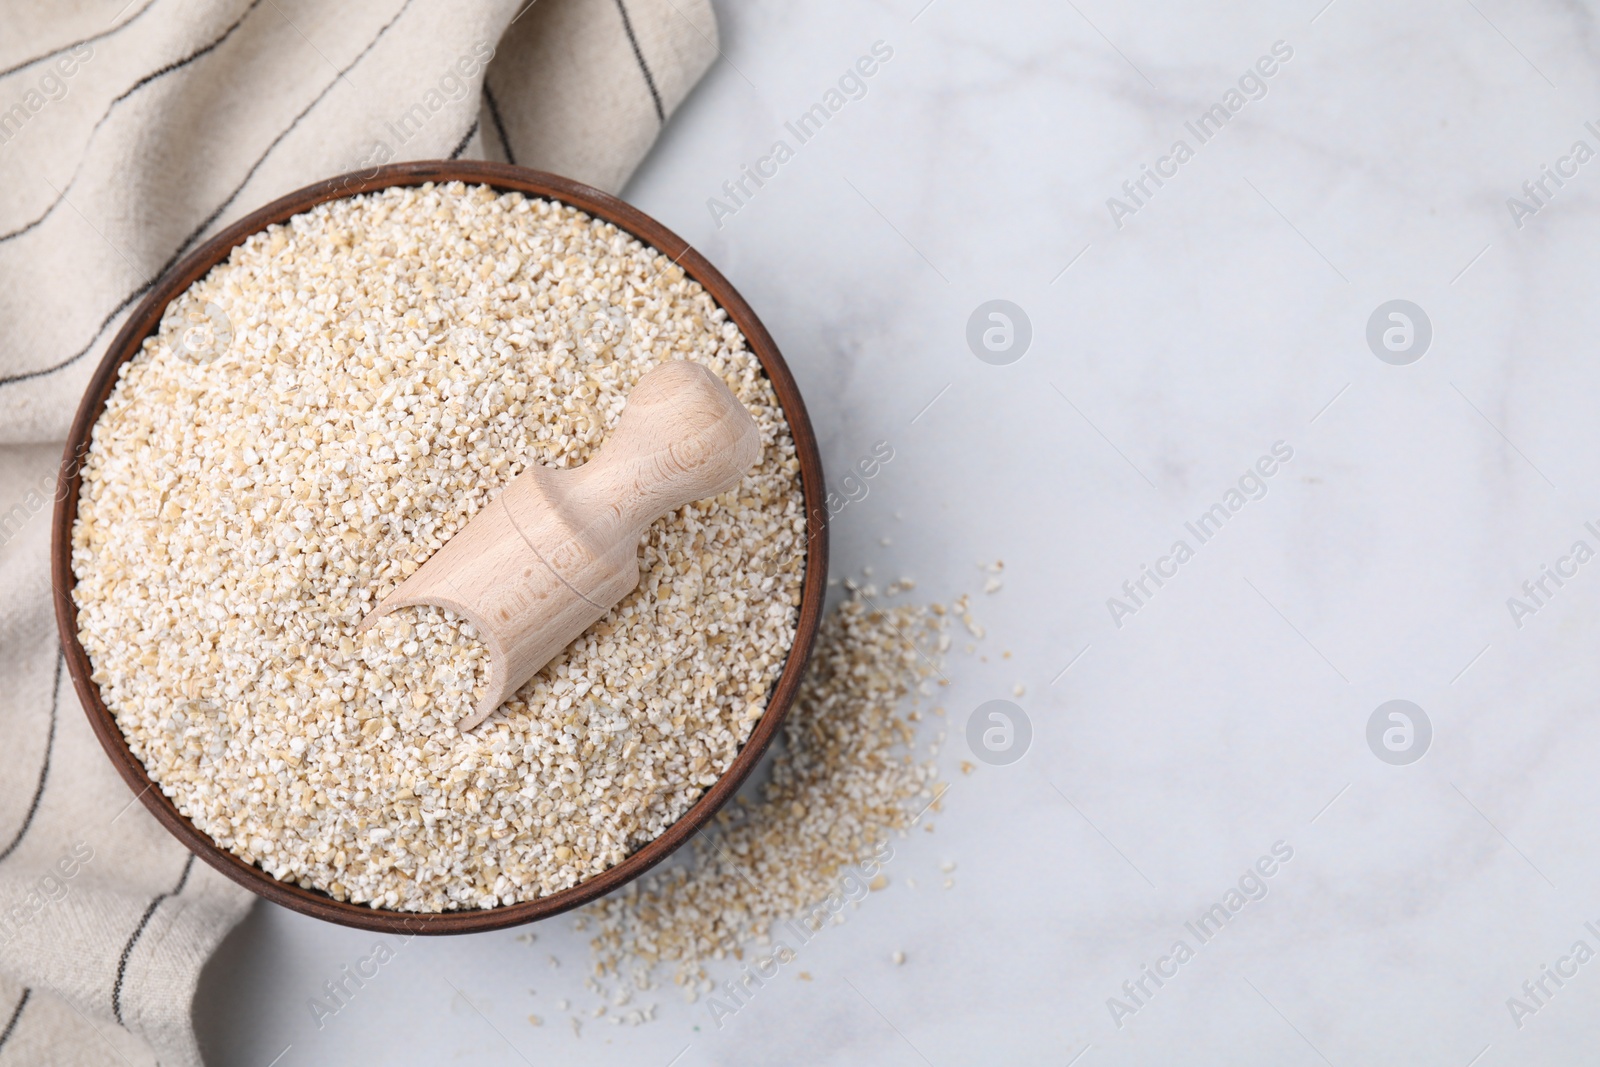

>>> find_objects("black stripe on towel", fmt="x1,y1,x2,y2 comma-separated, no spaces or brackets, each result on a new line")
483,83,515,165
448,118,479,160
112,855,196,1026
0,653,61,867
0,0,160,82
613,0,664,123
0,989,30,1053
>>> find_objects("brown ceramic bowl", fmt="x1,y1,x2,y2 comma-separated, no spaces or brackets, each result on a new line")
50,161,826,934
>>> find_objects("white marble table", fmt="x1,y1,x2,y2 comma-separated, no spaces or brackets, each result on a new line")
195,1,1600,1063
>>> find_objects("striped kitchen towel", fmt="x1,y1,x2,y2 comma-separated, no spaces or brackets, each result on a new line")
0,1,716,1063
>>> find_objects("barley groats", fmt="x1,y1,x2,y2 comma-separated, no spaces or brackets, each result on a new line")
585,594,950,1012
71,182,806,912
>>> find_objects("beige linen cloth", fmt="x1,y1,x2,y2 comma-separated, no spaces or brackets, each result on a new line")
0,1,715,1062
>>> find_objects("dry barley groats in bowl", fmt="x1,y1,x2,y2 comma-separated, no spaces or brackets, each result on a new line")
68,178,810,914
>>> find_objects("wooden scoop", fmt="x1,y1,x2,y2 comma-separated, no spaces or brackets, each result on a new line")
360,360,762,730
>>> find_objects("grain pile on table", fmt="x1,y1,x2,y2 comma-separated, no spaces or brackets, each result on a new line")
70,182,806,912
581,592,953,1019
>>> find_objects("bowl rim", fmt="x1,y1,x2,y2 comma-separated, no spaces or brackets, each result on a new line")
49,160,828,934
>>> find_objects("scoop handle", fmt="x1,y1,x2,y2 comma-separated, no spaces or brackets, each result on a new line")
562,360,762,544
